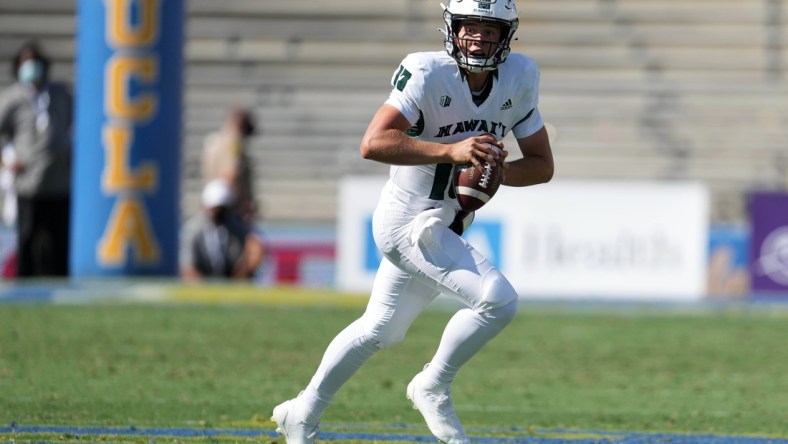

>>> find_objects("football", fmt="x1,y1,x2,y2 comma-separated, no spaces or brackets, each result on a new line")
452,145,504,211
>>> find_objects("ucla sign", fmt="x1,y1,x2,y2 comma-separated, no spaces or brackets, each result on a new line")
71,0,183,276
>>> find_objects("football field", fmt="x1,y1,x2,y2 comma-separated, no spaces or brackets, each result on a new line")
1,284,787,443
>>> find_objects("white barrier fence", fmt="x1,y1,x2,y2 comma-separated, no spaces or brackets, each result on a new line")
337,177,709,302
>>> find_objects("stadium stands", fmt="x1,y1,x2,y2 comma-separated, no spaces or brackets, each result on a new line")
0,0,785,224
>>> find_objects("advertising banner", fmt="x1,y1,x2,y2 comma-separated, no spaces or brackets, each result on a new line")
71,0,184,276
748,192,788,294
337,177,709,301
707,224,750,298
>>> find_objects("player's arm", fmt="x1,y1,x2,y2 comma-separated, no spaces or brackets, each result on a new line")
503,125,554,187
359,104,502,168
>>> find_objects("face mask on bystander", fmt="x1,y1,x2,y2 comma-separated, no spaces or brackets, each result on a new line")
18,59,44,86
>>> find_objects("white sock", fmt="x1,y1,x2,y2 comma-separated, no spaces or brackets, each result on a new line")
298,318,379,422
423,306,513,391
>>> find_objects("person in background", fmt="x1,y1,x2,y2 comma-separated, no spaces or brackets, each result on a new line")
0,41,72,277
179,179,266,281
202,107,258,226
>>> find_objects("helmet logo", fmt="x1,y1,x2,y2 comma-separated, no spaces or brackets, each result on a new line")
477,2,491,10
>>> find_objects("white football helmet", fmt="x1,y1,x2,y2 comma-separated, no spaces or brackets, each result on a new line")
441,0,519,72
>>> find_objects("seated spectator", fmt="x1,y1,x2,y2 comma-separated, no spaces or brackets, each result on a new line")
180,179,265,281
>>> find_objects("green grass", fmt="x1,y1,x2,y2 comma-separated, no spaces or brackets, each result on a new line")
1,297,787,440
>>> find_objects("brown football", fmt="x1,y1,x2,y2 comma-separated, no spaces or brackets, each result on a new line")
452,155,503,211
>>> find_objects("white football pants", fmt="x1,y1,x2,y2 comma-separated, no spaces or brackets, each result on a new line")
299,181,519,422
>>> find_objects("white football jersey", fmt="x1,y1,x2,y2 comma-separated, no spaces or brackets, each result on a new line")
384,51,544,206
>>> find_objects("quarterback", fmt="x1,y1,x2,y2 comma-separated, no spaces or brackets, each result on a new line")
272,0,554,442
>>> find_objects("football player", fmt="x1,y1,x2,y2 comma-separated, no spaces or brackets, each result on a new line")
272,0,553,442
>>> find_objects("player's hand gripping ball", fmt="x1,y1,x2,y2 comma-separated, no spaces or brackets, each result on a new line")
452,144,504,211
